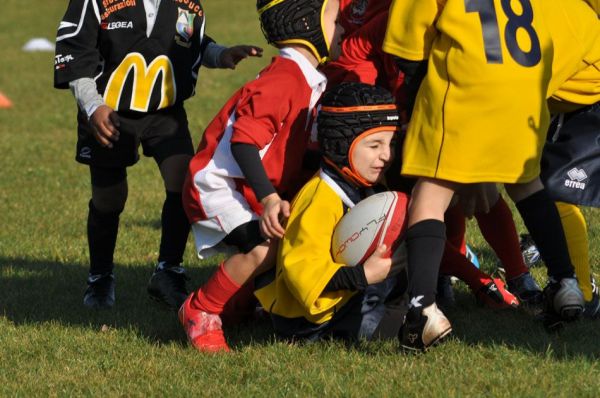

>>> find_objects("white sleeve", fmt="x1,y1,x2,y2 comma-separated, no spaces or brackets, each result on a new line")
69,77,105,119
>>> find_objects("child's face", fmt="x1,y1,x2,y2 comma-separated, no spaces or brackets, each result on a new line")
323,0,344,61
350,130,395,184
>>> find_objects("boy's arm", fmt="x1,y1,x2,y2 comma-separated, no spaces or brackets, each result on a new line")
230,142,290,239
324,245,396,291
230,143,276,201
324,264,368,291
69,77,104,119
54,0,101,89
230,75,295,238
55,0,119,147
201,34,263,70
394,58,428,118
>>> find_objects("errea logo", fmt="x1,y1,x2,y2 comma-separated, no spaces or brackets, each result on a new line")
101,21,133,30
564,167,587,190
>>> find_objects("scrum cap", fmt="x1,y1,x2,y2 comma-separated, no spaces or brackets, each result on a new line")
257,0,331,63
318,82,400,186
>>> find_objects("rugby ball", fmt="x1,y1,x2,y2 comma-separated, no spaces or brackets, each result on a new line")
331,191,409,266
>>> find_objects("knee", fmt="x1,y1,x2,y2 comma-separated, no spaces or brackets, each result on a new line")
159,154,192,192
92,182,127,213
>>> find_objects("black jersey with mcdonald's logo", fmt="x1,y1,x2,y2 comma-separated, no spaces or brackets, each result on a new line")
54,0,212,113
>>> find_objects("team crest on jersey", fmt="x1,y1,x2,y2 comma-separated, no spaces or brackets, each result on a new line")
175,8,195,47
350,0,368,19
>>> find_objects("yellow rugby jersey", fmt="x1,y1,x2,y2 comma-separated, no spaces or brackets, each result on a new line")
383,0,600,183
254,173,356,324
550,64,600,113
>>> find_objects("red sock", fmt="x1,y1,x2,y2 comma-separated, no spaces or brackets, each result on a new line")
445,205,467,253
221,280,257,326
475,195,528,280
192,262,241,314
441,242,492,290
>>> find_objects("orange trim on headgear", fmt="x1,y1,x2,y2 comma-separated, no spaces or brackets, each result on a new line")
320,104,398,113
324,126,399,188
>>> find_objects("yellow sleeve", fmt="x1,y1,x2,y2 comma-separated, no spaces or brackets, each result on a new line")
278,180,348,317
585,0,600,14
382,0,444,60
547,0,600,105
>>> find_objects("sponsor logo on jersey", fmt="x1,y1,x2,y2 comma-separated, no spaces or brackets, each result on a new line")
350,0,368,18
55,53,75,70
346,0,369,25
175,8,195,47
564,167,587,190
104,52,176,112
100,21,133,30
101,0,137,21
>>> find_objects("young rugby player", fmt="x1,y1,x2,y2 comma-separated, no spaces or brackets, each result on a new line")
54,0,262,309
542,1,600,316
339,0,391,38
178,0,344,353
324,10,534,310
254,82,414,343
382,0,600,348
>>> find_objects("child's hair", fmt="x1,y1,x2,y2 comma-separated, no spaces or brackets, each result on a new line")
257,0,330,63
317,82,400,184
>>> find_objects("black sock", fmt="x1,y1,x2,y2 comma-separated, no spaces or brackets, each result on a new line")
158,191,191,266
406,219,446,317
515,189,574,280
87,200,121,275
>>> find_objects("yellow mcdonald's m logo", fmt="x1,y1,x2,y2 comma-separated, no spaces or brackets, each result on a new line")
104,53,176,112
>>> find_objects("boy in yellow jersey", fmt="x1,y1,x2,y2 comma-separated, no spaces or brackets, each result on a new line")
254,82,427,344
382,0,600,347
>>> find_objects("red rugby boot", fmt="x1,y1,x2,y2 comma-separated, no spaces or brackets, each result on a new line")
179,293,230,353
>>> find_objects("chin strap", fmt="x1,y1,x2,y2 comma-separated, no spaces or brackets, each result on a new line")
323,157,373,188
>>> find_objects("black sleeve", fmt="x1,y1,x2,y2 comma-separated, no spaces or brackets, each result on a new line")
200,34,216,55
54,0,101,89
230,143,276,201
394,57,428,118
324,264,368,292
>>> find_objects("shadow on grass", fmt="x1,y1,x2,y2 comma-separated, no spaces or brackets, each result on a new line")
444,290,600,360
2,256,599,358
0,256,275,348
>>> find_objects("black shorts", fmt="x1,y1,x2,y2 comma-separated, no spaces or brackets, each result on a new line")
270,271,408,343
76,104,194,168
541,102,600,208
223,220,266,254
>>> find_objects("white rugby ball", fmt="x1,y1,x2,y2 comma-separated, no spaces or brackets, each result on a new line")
331,191,409,266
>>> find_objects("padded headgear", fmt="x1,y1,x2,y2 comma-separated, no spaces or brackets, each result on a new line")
257,0,330,63
318,82,400,186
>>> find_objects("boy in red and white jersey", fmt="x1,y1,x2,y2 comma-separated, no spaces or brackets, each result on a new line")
179,0,344,353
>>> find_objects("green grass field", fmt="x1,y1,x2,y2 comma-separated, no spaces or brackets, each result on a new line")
1,1,599,396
